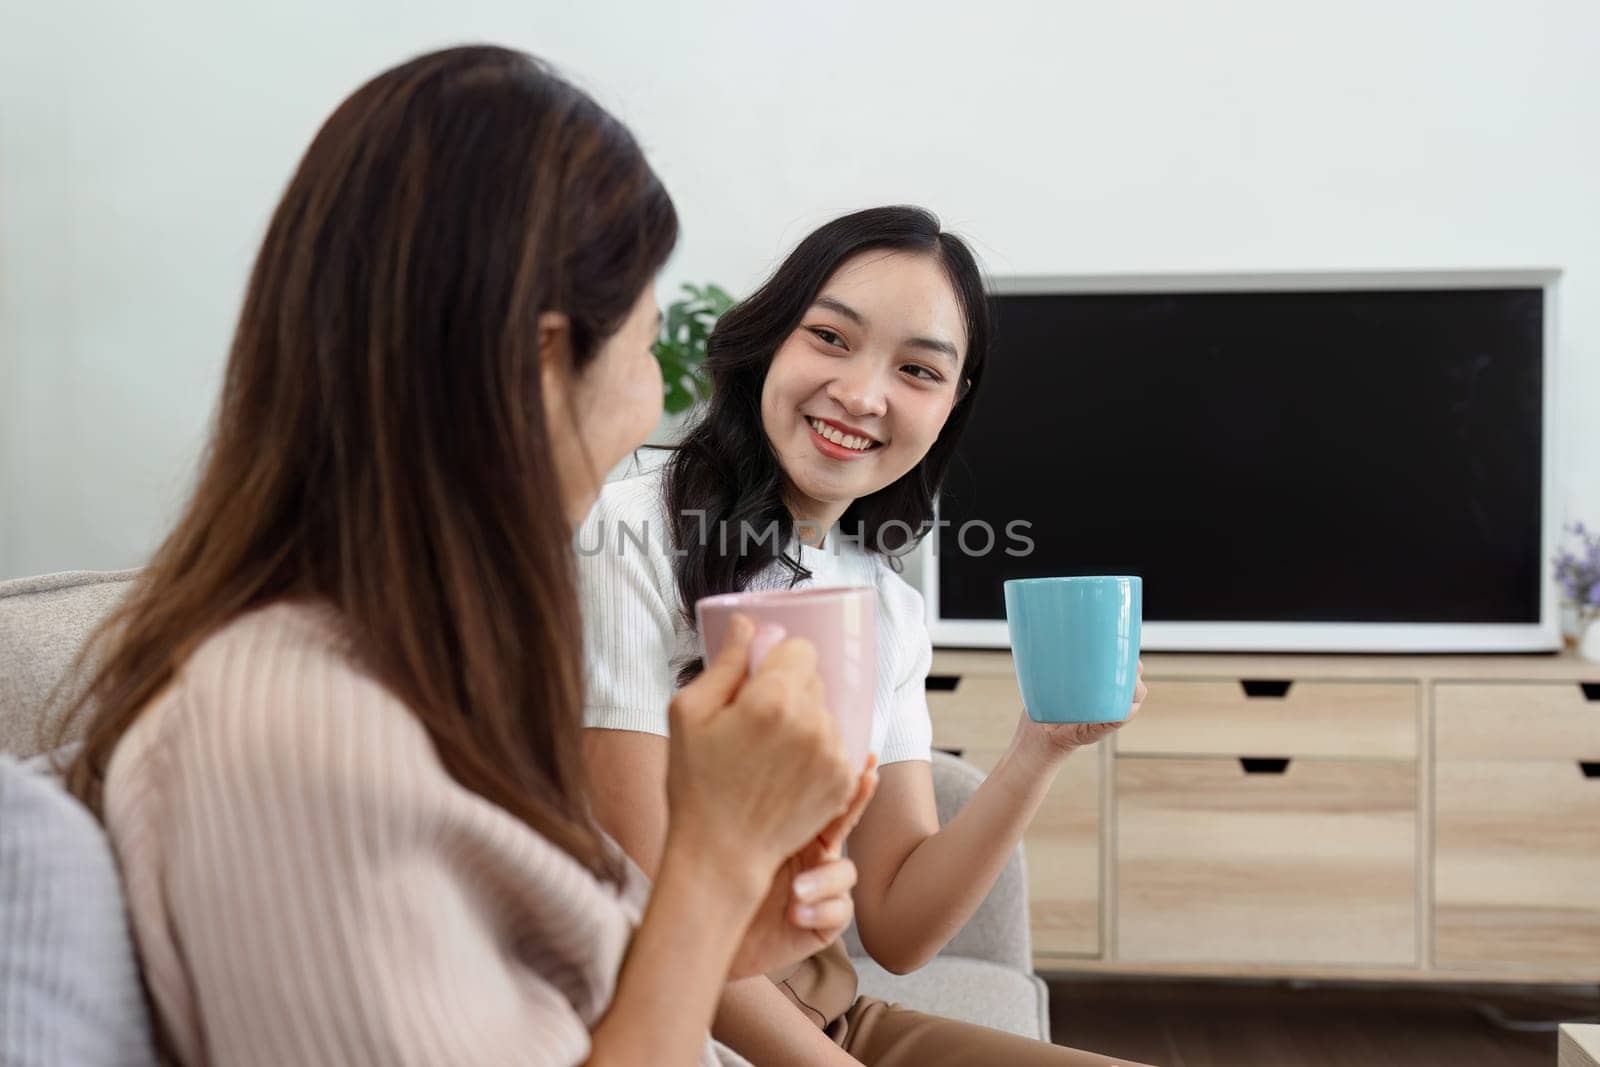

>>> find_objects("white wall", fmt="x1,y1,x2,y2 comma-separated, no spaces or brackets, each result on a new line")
3,0,1597,579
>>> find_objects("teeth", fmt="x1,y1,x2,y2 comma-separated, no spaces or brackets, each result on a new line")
809,417,874,451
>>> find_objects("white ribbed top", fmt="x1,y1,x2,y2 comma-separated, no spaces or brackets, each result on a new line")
576,467,933,764
104,600,721,1067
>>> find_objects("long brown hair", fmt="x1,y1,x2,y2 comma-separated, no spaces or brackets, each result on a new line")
57,45,676,883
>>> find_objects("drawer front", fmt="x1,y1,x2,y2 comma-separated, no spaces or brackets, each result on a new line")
1435,759,1600,968
1435,683,1600,761
1116,757,1417,965
928,675,1024,752
1116,680,1418,760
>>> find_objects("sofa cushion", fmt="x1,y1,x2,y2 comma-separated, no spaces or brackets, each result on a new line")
0,754,156,1065
0,570,138,758
850,954,1050,1042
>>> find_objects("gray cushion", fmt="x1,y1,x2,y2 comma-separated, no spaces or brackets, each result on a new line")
850,955,1050,1041
0,754,156,1065
925,752,1031,970
0,570,138,758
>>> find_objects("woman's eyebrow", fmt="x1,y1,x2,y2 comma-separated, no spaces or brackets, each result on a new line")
812,295,865,326
904,336,959,364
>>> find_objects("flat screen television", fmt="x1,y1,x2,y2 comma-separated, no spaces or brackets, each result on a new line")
920,270,1562,653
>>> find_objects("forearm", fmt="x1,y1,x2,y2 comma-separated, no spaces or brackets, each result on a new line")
589,838,760,1065
587,730,855,1064
867,737,1069,972
713,977,855,1066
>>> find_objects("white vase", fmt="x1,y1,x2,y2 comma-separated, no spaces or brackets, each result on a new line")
1580,619,1600,663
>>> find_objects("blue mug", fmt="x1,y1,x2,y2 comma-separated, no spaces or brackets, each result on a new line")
1004,576,1142,724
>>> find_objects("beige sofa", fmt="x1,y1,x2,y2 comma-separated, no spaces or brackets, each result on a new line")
0,569,1050,1053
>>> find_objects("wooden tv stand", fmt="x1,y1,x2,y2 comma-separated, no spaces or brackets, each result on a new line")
926,648,1600,983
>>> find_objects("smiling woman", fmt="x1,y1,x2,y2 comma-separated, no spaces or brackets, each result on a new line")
577,206,1153,1065
762,251,971,531
666,206,988,611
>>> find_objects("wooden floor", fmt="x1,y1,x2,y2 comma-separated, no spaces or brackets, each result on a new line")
1047,978,1600,1067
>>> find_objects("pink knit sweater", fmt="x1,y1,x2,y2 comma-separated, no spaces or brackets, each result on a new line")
105,601,720,1066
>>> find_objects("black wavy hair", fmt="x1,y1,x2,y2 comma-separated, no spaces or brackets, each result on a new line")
664,206,989,668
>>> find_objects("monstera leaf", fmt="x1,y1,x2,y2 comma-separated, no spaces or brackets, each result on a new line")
654,282,735,414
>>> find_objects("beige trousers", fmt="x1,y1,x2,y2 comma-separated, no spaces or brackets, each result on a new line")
777,942,1156,1067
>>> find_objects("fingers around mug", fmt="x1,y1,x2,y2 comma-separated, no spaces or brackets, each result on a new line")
734,666,802,727
791,896,853,932
747,622,787,673
752,634,818,680
791,856,858,905
682,614,756,713
817,756,879,857
815,730,857,817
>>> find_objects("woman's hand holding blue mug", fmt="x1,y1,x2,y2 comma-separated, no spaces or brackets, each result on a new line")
1005,576,1148,758
1019,659,1146,755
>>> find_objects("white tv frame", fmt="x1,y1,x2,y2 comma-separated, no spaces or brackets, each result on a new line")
919,268,1564,654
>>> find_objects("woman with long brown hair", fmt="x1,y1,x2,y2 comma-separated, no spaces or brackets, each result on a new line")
55,45,871,1066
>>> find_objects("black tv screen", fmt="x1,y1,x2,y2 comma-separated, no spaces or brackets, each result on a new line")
933,278,1551,649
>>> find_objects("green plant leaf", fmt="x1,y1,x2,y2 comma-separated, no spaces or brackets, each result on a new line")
654,281,735,413
664,378,696,414
667,302,691,345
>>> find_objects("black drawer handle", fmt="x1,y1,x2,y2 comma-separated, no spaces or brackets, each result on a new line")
1241,679,1293,698
1581,762,1600,779
1581,683,1600,702
1240,757,1292,775
934,746,966,760
926,674,961,692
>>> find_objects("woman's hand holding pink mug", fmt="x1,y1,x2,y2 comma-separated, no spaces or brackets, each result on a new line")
696,586,878,771
665,613,877,978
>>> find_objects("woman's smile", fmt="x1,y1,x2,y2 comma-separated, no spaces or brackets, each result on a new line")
806,415,885,458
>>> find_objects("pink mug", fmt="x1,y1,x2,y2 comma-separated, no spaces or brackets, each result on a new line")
695,586,876,770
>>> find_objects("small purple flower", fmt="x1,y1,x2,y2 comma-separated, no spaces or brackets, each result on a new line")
1553,521,1600,615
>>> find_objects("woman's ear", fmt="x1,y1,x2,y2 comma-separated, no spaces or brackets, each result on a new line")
957,377,973,402
538,311,573,368
537,310,604,524
538,311,574,411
